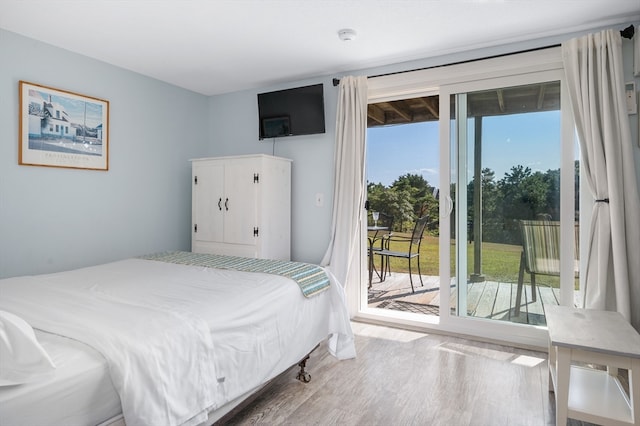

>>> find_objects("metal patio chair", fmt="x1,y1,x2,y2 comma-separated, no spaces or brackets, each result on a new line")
376,215,429,293
515,219,578,315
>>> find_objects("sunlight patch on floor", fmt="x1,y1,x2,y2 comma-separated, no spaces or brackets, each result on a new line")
511,354,546,367
436,342,546,367
350,321,427,343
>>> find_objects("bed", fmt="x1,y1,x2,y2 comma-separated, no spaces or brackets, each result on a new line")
0,251,356,426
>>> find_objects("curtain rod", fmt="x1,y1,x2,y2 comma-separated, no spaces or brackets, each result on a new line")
333,24,636,87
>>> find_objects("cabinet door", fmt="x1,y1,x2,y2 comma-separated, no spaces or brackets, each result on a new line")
193,162,224,243
223,160,258,246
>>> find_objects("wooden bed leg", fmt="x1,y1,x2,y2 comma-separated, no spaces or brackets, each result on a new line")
296,354,311,383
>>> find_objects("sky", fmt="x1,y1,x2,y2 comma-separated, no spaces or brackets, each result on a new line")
30,88,103,128
366,110,562,190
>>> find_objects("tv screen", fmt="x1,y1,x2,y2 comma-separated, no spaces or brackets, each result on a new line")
258,84,325,140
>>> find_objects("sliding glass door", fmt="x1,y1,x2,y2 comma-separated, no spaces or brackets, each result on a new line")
441,71,578,328
358,47,578,346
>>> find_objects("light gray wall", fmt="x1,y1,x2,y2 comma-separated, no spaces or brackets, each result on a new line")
0,29,209,278
207,80,338,263
206,26,640,264
2,24,638,275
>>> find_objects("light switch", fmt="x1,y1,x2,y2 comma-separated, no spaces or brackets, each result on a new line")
625,82,637,115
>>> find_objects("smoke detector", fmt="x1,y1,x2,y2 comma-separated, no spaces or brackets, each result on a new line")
338,29,357,41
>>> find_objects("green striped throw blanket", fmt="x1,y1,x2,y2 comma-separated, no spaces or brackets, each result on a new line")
139,251,330,297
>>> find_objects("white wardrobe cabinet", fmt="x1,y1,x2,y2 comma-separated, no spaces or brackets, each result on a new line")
191,154,291,260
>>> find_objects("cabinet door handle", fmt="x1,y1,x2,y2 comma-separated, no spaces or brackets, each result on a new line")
218,197,222,211
225,198,229,211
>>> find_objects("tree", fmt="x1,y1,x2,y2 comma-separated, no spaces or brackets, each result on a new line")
366,182,414,231
366,182,386,213
493,165,561,244
379,187,415,232
391,174,434,196
391,173,438,232
369,163,565,243
498,165,532,221
466,168,503,243
544,168,560,220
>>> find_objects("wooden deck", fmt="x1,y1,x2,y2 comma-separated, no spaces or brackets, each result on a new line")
367,271,562,326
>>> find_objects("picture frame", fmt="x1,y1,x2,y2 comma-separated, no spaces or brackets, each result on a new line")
19,81,109,170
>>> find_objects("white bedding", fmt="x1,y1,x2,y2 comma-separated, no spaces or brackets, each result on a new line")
0,330,121,426
0,257,355,426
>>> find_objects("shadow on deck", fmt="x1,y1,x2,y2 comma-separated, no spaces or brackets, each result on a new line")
367,271,561,326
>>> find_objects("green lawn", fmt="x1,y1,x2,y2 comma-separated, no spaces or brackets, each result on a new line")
372,233,563,288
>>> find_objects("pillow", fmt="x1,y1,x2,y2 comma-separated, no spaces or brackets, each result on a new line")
0,310,56,386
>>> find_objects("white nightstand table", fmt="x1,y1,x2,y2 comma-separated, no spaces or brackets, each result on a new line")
545,305,640,426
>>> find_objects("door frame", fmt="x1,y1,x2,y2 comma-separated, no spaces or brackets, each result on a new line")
353,47,576,349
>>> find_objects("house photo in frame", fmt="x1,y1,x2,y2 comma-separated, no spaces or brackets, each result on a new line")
19,81,109,170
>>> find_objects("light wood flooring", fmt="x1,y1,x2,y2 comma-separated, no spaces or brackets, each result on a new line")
223,322,604,426
368,272,563,326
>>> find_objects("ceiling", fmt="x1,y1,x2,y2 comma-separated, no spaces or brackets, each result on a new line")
1,1,638,96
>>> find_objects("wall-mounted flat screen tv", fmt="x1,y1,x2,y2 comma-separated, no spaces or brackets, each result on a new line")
258,83,325,140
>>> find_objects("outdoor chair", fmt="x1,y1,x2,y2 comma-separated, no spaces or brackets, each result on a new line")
515,219,579,315
376,215,429,293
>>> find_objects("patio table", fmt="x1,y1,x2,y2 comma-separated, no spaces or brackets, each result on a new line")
367,226,388,288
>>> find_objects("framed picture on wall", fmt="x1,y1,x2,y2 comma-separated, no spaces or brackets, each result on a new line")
19,81,109,170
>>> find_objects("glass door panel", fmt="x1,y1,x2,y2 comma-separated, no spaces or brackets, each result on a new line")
365,95,441,317
451,81,575,325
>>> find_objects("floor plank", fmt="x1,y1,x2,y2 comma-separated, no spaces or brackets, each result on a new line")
224,322,599,425
472,280,499,319
492,281,514,321
465,281,485,316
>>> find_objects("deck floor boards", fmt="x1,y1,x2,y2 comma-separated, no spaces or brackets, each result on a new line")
368,272,565,325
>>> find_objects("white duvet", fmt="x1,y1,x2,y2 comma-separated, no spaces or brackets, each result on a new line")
0,258,355,426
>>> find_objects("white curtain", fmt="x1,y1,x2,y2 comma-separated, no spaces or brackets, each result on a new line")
321,76,368,295
563,30,640,330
